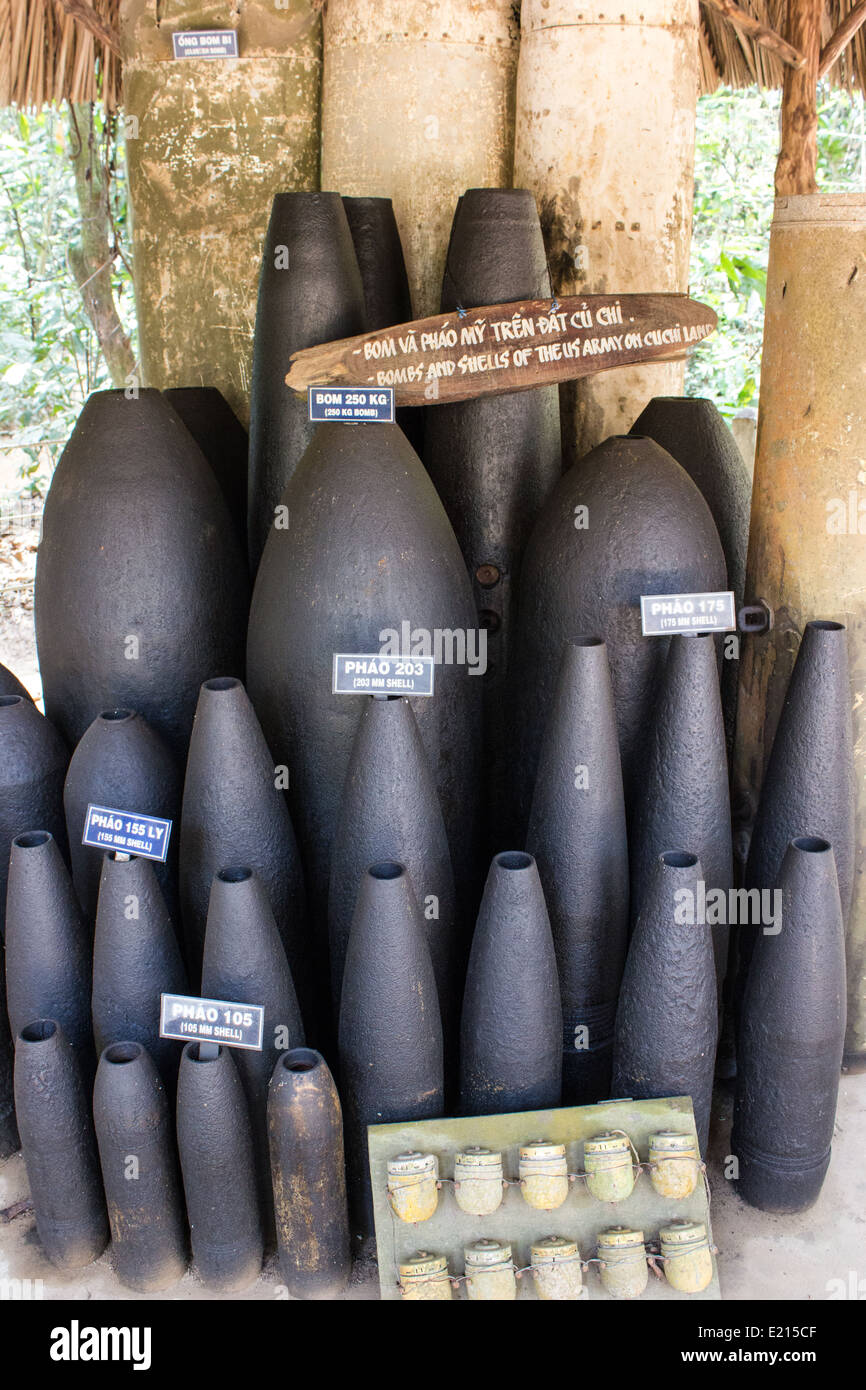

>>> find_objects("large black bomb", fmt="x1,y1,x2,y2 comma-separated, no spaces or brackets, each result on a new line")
0,954,18,1158
343,195,422,454
34,389,249,758
460,852,562,1116
0,662,31,701
630,634,732,991
0,693,68,934
92,853,188,1089
746,620,855,919
733,837,846,1212
425,189,561,847
631,397,751,749
510,435,726,830
93,1041,187,1291
14,1019,108,1269
268,1047,351,1301
163,387,248,555
201,867,304,1238
338,862,444,1234
64,707,181,921
247,422,481,936
631,398,750,607
328,695,457,1025
247,192,366,569
526,639,628,1103
180,677,309,1002
5,831,92,1067
176,1040,263,1291
613,852,718,1154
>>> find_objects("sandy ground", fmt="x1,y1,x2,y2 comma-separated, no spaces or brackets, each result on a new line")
1,1078,862,1303
0,522,41,702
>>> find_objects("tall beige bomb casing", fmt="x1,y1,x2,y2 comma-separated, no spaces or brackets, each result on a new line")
514,0,699,462
120,0,322,423
734,195,866,1071
321,0,519,318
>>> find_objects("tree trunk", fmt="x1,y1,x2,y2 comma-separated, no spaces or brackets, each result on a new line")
774,0,823,196
66,102,135,387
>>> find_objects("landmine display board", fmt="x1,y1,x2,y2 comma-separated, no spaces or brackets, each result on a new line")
369,1096,721,1301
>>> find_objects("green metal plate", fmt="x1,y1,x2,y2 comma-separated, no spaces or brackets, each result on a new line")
369,1096,721,1301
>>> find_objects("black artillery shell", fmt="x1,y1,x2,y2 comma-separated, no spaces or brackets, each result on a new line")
14,1019,108,1269
247,192,366,569
0,662,32,701
201,867,304,1239
268,1047,351,1300
0,693,68,935
526,639,628,1104
0,953,19,1158
631,397,752,753
425,189,561,854
34,388,249,759
613,852,718,1154
180,676,309,1005
5,831,93,1067
176,1040,263,1291
64,707,181,921
163,387,249,556
328,695,457,1024
93,1041,187,1291
338,862,444,1234
246,421,481,934
746,620,855,920
630,634,732,992
92,853,188,1090
342,195,423,454
631,397,750,611
510,434,726,829
733,837,846,1212
459,852,562,1116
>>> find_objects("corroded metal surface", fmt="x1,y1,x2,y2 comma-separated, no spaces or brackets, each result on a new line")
734,194,866,1067
513,0,700,461
120,0,321,423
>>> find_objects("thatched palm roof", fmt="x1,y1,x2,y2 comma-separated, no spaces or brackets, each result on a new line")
0,0,121,109
0,1,864,112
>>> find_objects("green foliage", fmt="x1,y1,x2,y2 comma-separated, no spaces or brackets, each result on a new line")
0,106,136,492
687,84,866,416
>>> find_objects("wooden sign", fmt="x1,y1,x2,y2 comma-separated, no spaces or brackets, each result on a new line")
285,293,717,408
